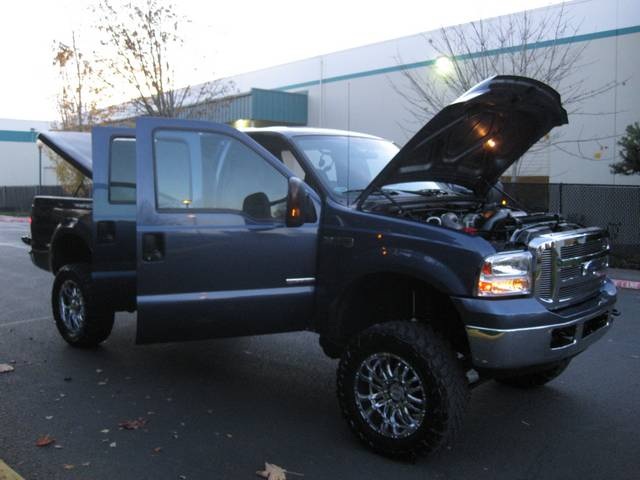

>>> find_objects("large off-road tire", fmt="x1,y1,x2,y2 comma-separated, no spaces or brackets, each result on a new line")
495,359,571,389
337,322,469,459
52,263,114,348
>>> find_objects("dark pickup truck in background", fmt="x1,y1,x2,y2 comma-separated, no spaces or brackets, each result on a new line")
24,76,618,459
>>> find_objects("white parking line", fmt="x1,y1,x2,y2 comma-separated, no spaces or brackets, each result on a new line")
0,316,50,328
0,243,28,250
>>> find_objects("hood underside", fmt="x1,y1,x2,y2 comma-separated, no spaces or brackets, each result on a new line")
360,75,568,201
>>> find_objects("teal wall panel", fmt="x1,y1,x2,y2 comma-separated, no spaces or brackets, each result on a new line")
0,130,38,143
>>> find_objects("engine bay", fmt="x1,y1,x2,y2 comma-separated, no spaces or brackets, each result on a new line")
369,198,582,249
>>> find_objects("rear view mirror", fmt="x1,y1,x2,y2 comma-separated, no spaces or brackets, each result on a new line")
286,177,317,227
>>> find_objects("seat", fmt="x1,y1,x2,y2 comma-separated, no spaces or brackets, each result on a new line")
242,192,271,219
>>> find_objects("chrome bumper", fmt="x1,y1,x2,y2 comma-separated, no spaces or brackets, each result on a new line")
457,279,617,370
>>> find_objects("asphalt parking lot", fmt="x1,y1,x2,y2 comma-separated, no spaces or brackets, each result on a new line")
1,221,639,480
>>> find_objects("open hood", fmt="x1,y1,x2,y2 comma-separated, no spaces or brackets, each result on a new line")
359,75,567,202
38,131,92,179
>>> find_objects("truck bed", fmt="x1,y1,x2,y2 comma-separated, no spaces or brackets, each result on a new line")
26,195,92,271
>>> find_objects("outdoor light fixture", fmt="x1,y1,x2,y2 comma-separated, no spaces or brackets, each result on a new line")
485,138,497,149
435,56,454,76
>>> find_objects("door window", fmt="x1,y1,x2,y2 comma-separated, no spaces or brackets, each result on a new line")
109,138,136,203
153,130,288,221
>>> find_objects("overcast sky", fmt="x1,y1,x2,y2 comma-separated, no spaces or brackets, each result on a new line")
1,0,563,122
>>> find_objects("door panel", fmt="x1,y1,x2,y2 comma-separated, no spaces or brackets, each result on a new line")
135,118,319,344
91,127,137,311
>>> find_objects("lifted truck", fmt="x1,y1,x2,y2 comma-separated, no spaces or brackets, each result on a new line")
25,76,617,458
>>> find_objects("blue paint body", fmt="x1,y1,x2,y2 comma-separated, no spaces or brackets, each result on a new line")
26,76,617,372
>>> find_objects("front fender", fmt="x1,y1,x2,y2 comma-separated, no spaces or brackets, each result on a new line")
342,245,469,295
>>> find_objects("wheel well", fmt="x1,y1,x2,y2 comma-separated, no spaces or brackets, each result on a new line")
51,235,91,273
330,273,469,356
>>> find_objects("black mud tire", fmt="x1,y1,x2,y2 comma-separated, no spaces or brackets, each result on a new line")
337,322,469,459
495,359,571,388
52,263,114,348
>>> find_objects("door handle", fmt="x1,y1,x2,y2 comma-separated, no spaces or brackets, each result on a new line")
142,233,165,262
97,221,116,244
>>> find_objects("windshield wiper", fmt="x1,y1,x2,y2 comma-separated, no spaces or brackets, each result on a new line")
393,188,448,197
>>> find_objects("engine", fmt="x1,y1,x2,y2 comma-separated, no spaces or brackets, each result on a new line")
393,202,581,248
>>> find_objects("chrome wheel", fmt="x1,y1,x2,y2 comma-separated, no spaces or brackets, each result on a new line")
354,352,426,439
59,279,85,335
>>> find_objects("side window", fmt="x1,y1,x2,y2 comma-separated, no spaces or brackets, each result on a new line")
109,138,136,203
153,130,288,221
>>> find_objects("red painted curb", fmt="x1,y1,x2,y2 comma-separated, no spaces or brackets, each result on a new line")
0,216,28,223
612,279,640,290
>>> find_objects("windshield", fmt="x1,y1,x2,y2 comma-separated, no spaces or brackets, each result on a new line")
292,135,397,200
292,134,463,203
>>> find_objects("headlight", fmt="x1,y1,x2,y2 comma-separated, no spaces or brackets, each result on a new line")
476,251,533,297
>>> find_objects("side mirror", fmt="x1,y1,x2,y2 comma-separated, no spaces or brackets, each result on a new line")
286,177,317,227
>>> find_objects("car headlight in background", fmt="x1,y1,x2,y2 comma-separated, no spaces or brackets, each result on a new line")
476,251,533,297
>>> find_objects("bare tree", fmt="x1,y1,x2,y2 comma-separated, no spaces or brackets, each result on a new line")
95,0,234,118
392,3,620,179
53,32,107,131
50,32,102,194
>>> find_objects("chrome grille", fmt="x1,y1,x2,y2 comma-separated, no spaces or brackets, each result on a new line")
531,228,609,310
537,250,553,298
561,239,608,259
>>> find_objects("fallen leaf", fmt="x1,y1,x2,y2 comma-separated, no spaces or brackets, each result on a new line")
118,418,147,430
96,369,103,374
109,442,117,448
54,445,64,449
0,363,15,374
35,435,55,447
152,447,163,453
100,429,110,434
45,416,54,420
81,462,91,467
256,463,287,480
63,464,75,470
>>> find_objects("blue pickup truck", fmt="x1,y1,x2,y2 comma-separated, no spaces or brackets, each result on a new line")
25,76,617,458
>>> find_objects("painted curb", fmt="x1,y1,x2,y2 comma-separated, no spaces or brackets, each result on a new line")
0,460,24,480
612,278,640,290
0,216,28,223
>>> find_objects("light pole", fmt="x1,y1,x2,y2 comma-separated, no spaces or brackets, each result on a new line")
38,143,42,194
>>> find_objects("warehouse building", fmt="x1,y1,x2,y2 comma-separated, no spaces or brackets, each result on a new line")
0,119,57,186
203,0,639,186
2,0,638,188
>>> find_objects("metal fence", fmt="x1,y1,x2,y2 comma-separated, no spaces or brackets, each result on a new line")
503,182,640,268
0,186,66,213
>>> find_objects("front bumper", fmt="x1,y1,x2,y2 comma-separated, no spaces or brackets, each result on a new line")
452,279,617,370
